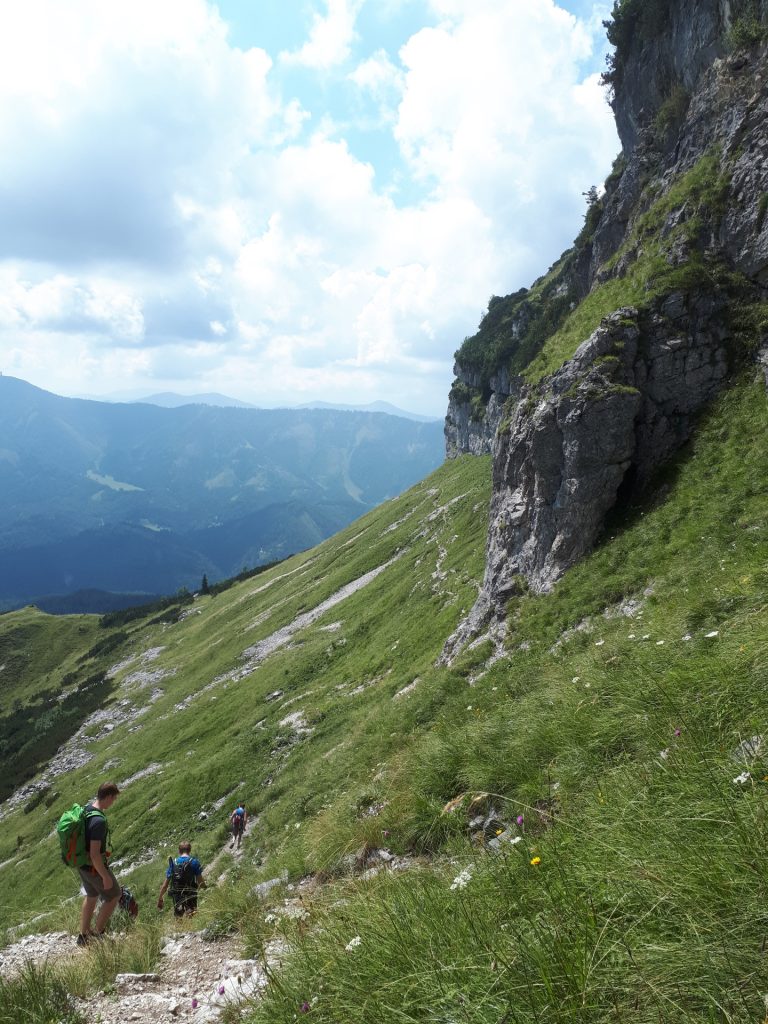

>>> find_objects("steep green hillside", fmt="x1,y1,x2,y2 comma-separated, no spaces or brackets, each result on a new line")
2,373,768,1021
246,374,768,1024
0,453,491,932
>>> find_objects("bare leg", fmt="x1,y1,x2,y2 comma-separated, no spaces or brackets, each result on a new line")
81,895,98,935
93,895,120,933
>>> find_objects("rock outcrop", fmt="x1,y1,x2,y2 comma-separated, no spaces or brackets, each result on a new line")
443,0,768,655
444,363,522,457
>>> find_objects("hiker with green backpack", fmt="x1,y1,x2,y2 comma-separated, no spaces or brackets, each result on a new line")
57,781,122,946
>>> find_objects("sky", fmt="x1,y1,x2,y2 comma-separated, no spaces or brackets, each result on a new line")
0,0,619,417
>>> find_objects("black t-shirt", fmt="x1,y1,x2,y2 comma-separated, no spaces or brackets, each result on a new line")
84,803,108,855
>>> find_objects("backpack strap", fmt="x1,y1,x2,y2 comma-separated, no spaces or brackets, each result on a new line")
83,807,111,861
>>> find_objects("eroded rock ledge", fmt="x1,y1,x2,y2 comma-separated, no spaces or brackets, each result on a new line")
441,293,732,661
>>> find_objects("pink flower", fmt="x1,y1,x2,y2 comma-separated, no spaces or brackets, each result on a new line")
301,1002,311,1013
218,985,225,995
516,815,524,826
673,729,681,737
191,998,199,1009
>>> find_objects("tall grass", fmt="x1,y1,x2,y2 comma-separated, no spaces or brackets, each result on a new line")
0,962,84,1024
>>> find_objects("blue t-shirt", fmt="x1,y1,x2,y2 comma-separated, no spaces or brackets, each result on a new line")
166,855,202,879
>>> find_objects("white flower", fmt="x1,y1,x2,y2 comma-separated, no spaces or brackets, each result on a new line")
345,936,362,951
642,634,651,640
595,640,605,647
659,748,670,760
733,771,751,785
584,682,591,688
466,705,473,711
264,913,277,923
628,634,636,640
572,676,580,683
656,640,665,646
705,630,720,639
682,634,692,641
450,867,473,890
508,836,523,846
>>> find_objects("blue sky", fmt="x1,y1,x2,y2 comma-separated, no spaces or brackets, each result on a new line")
0,0,618,416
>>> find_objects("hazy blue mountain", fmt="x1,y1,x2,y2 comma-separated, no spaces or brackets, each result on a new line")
0,376,444,610
295,400,440,422
133,391,258,408
87,390,436,421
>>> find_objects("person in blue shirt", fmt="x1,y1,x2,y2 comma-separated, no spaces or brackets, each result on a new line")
156,841,207,917
230,803,248,849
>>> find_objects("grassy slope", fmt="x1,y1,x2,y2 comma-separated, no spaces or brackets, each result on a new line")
0,454,491,933
245,375,768,1024
0,610,102,713
2,376,768,1021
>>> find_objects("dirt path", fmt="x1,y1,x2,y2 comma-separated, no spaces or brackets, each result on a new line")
0,929,284,1023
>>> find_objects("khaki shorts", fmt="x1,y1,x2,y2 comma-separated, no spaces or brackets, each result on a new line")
78,866,120,900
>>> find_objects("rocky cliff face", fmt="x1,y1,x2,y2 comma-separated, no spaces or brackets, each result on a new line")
444,363,521,457
443,0,768,657
611,0,768,153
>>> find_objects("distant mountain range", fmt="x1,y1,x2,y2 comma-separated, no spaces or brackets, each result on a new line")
0,376,445,611
86,389,438,422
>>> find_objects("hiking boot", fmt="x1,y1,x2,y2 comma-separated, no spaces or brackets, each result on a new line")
76,933,90,947
90,931,108,941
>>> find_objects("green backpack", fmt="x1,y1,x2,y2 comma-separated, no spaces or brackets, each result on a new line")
57,804,107,868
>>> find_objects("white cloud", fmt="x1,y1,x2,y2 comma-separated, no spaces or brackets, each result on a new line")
0,268,144,342
349,50,405,123
281,0,365,71
0,0,618,416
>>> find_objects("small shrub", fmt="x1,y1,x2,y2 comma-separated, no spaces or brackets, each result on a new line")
727,11,767,50
0,962,84,1024
654,83,690,138
757,192,768,233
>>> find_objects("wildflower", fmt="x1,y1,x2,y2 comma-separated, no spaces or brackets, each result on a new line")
572,676,580,683
705,630,720,638
382,829,390,837
659,748,670,760
641,634,650,640
673,728,681,737
466,705,473,711
345,936,362,951
628,634,636,640
595,639,605,647
516,814,524,826
584,682,591,688
265,913,277,923
192,998,199,1009
450,867,473,890
656,640,665,646
509,836,522,845
682,634,692,641
495,829,503,836
733,771,751,785
218,986,226,995
530,856,541,867
301,1002,311,1013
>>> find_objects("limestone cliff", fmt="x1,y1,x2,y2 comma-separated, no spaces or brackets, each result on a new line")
443,0,768,657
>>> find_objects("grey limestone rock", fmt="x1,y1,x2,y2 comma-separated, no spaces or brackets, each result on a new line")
442,294,733,661
441,5,768,660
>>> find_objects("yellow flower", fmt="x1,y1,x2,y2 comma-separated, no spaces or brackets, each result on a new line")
530,856,541,867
